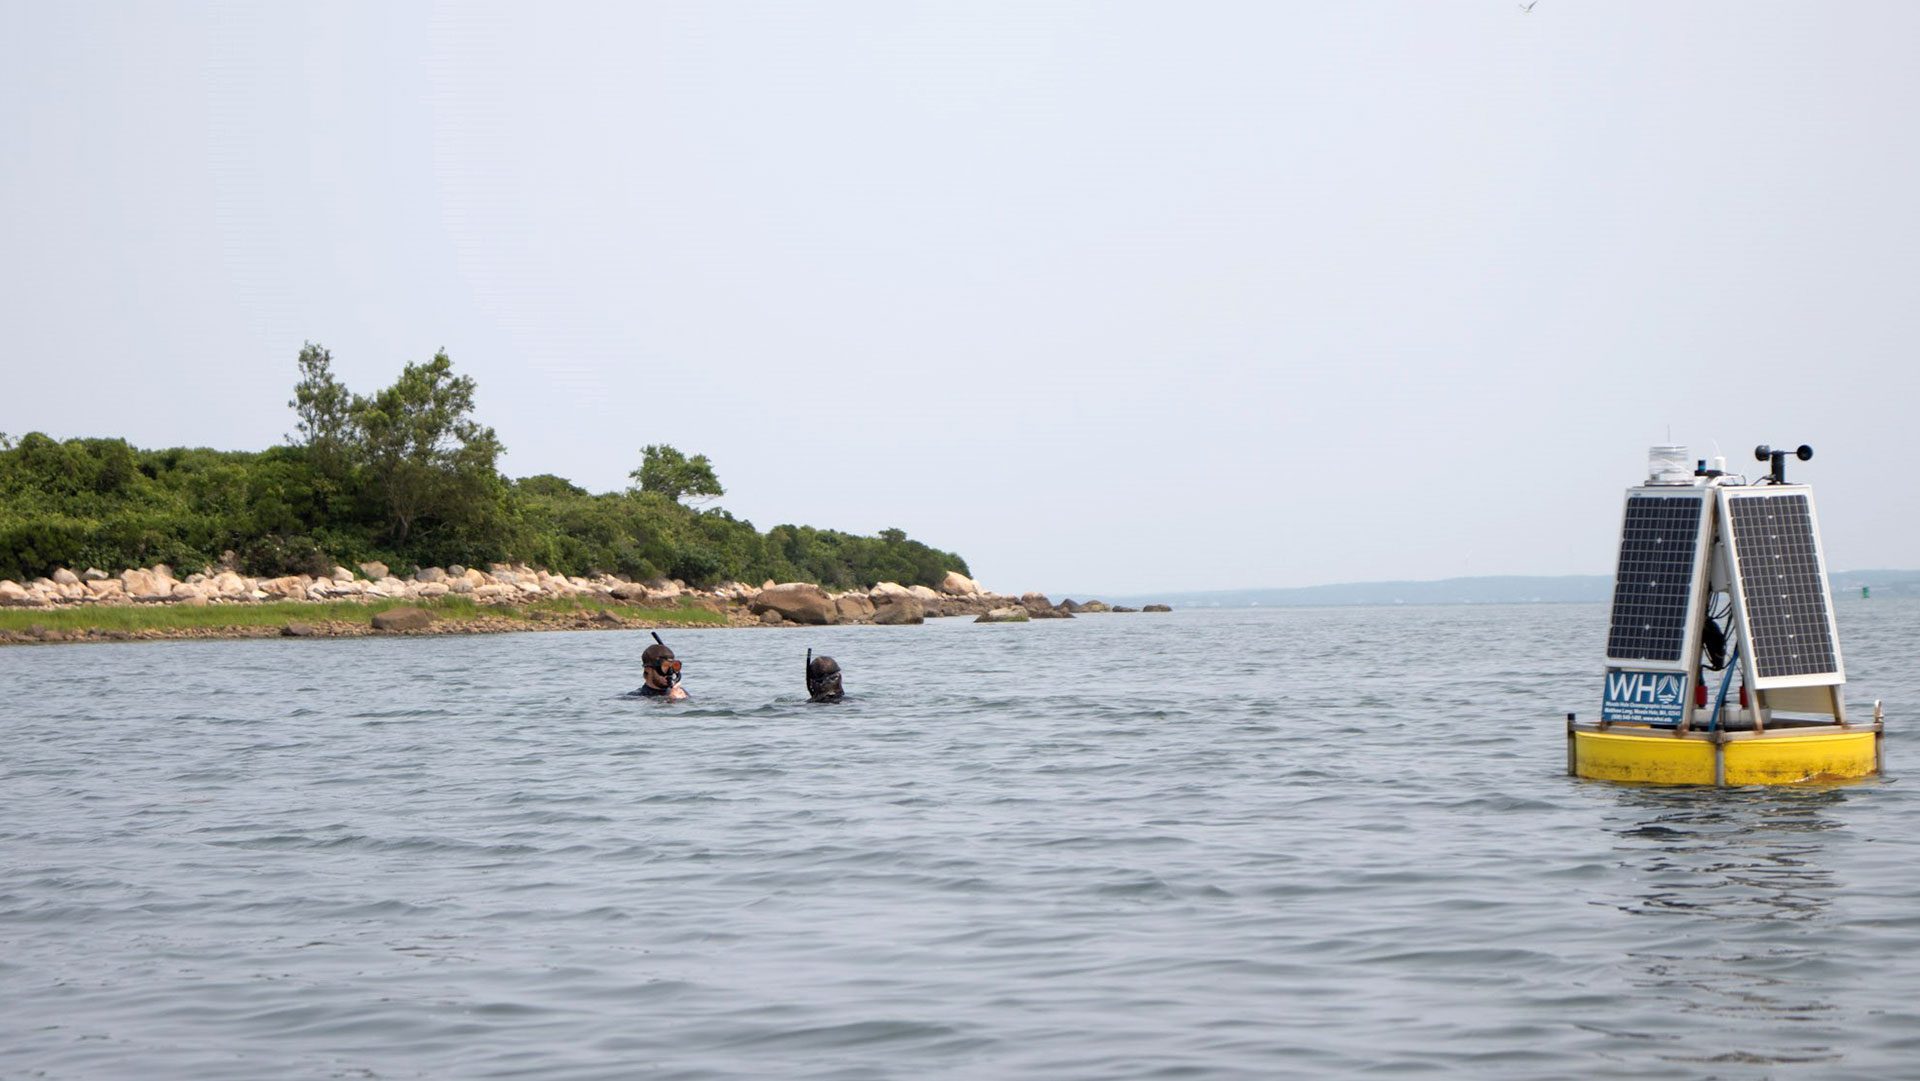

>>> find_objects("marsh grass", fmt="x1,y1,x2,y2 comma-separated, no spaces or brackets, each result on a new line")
0,594,725,634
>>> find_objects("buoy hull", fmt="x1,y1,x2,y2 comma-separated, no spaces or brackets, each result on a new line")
1567,722,1881,786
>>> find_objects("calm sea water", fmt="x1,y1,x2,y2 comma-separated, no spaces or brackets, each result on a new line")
4,602,1919,1080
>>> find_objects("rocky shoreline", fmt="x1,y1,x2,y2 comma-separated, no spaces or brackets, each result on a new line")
0,562,1170,646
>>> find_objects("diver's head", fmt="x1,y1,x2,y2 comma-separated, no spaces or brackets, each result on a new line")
642,642,682,689
805,652,843,702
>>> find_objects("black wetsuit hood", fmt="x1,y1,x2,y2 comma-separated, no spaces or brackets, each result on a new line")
806,652,843,702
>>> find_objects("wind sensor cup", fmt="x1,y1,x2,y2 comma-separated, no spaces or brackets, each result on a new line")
1755,444,1814,485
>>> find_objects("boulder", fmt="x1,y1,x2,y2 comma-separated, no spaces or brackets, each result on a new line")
82,567,109,581
281,622,319,637
121,569,167,597
414,566,448,584
907,584,942,603
1080,600,1112,613
371,606,435,632
749,583,838,625
1143,604,1173,613
0,580,40,607
175,592,209,607
948,594,1003,616
1112,606,1139,613
975,606,1030,623
472,584,517,601
210,571,248,597
413,582,450,599
331,565,356,582
610,582,652,602
834,593,876,623
85,578,125,598
871,594,925,625
258,575,309,598
940,571,981,596
869,581,911,600
51,568,80,586
447,577,475,594
760,610,786,626
359,561,390,581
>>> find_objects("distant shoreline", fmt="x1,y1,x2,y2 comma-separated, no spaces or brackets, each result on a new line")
1103,569,1919,609
0,563,1166,648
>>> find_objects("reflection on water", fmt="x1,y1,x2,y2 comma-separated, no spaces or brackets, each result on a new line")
1606,786,1855,1068
1611,786,1847,919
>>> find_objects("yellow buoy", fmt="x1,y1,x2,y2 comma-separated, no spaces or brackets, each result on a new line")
1565,443,1885,786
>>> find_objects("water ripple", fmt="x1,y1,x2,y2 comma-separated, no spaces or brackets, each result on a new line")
2,605,1919,1079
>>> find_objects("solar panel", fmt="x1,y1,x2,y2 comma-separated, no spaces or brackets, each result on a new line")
1724,491,1842,684
1606,492,1708,664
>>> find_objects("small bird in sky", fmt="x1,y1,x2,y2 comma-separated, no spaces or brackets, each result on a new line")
1519,1,1538,11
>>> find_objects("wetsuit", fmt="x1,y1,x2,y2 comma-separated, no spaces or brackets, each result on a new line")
626,684,687,699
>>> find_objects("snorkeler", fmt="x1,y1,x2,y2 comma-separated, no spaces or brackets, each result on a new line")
805,649,844,703
631,632,688,700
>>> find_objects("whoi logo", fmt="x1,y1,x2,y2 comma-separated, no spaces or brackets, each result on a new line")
1601,670,1687,725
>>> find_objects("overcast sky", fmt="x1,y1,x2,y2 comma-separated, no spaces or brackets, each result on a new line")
3,2,1916,594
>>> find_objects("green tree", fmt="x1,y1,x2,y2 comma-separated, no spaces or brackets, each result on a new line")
629,444,725,505
0,345,976,586
289,342,355,476
353,350,507,548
